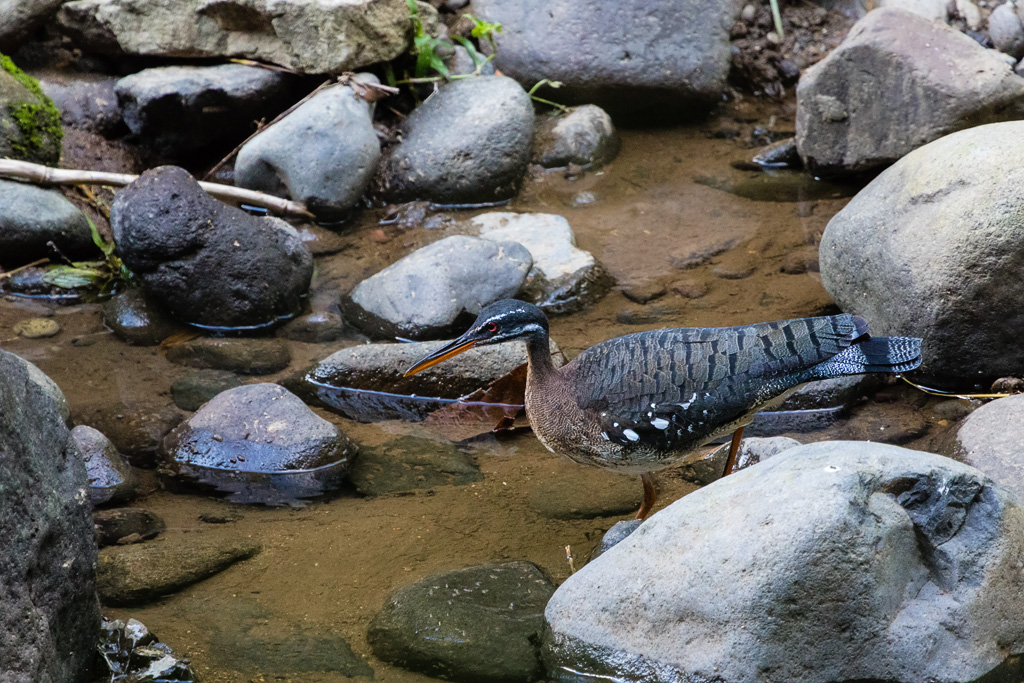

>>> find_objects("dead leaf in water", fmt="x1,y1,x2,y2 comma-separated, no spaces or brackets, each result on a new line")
423,363,529,440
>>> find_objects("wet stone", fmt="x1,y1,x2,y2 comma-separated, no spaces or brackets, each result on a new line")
97,535,261,606
368,561,555,683
670,278,709,299
164,337,291,375
98,618,198,683
0,180,97,266
93,507,165,547
621,282,667,304
170,370,244,412
349,436,482,496
276,312,346,343
589,519,642,562
72,425,137,506
751,136,800,168
528,473,641,520
162,383,355,505
102,288,180,346
533,104,620,169
13,317,60,338
78,401,183,468
616,305,671,326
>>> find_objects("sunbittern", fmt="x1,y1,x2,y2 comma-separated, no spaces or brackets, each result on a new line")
404,300,922,518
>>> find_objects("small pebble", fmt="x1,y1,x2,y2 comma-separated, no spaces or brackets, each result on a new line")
622,282,667,304
991,376,1024,394
712,264,755,280
741,3,757,22
671,279,709,299
14,318,60,338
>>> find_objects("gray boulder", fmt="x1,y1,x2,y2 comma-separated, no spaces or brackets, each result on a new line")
0,179,96,267
344,235,532,340
377,77,534,205
57,0,411,74
0,350,100,682
72,425,137,507
533,105,620,169
234,79,379,221
819,121,1024,385
943,393,1024,503
471,0,743,114
989,3,1024,59
115,64,295,160
472,212,611,314
162,384,355,505
544,442,1024,683
110,166,313,329
796,8,1024,176
0,55,62,165
369,562,555,683
0,0,66,51
39,73,124,137
11,354,71,424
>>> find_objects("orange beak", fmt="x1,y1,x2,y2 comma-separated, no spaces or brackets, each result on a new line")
403,338,478,377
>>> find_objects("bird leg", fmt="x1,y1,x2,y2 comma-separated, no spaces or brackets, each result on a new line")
636,473,657,520
722,426,746,478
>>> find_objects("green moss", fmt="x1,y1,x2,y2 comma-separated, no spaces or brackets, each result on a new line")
0,52,63,162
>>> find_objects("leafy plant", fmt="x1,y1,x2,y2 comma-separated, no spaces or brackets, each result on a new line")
42,217,131,295
527,79,571,113
406,0,450,79
399,1,501,83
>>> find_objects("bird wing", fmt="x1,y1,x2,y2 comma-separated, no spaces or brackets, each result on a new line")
568,315,864,448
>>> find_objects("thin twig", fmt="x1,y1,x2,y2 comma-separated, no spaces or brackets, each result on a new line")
0,159,314,219
0,258,49,280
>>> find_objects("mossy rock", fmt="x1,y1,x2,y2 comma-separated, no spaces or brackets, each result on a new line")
0,53,62,164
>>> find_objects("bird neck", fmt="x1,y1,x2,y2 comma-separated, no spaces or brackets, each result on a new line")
525,332,557,381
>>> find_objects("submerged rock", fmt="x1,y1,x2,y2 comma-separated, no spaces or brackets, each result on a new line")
471,0,743,115
0,54,62,165
164,337,291,375
796,8,1024,176
116,64,295,161
57,0,412,74
97,535,260,606
348,435,482,496
0,350,99,682
369,562,555,683
93,507,165,547
528,472,641,520
102,288,180,346
588,519,642,561
472,212,611,314
72,425,137,506
819,121,1024,385
162,383,355,505
377,76,534,205
344,235,532,340
110,166,313,329
235,78,380,221
13,317,60,338
533,105,620,169
170,370,244,412
0,179,96,266
543,442,1024,683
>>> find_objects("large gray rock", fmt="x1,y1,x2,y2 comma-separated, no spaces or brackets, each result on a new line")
57,0,412,74
369,562,555,683
0,179,96,267
819,121,1024,385
115,64,295,160
162,384,355,504
0,350,100,682
0,55,62,165
544,442,1024,683
234,79,379,221
533,105,620,169
110,166,313,329
943,394,1024,503
472,212,611,314
0,0,67,51
11,354,71,424
796,8,1024,176
344,235,532,340
471,0,743,114
377,77,534,205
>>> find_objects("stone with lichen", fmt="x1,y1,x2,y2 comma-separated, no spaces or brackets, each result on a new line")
0,53,62,165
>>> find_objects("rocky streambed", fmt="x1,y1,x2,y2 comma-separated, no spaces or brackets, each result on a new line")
5,0,1024,681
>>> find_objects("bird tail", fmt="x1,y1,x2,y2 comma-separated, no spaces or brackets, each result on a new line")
811,335,923,378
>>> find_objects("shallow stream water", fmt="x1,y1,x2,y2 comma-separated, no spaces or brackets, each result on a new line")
0,99,956,682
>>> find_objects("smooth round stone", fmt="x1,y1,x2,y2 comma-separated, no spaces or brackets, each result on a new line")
276,312,346,343
72,425,137,506
14,317,60,338
102,288,180,346
170,371,243,412
348,436,482,496
163,337,291,375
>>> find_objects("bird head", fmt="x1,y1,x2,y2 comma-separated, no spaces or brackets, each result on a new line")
403,299,548,376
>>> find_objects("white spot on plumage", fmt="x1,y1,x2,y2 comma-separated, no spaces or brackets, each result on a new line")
681,392,698,409
601,432,610,441
623,429,640,442
651,418,669,430
613,422,619,428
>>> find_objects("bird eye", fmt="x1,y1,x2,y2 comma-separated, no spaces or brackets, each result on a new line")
486,322,498,333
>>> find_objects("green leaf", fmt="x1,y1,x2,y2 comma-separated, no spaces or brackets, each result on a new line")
87,216,115,256
43,265,106,289
452,36,484,69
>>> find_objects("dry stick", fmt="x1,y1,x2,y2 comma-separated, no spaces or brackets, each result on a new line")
0,159,315,219
0,258,49,280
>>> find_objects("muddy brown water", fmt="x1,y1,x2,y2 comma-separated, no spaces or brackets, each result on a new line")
0,101,958,682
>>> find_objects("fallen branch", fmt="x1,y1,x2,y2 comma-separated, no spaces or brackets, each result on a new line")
0,258,49,281
0,158,315,220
